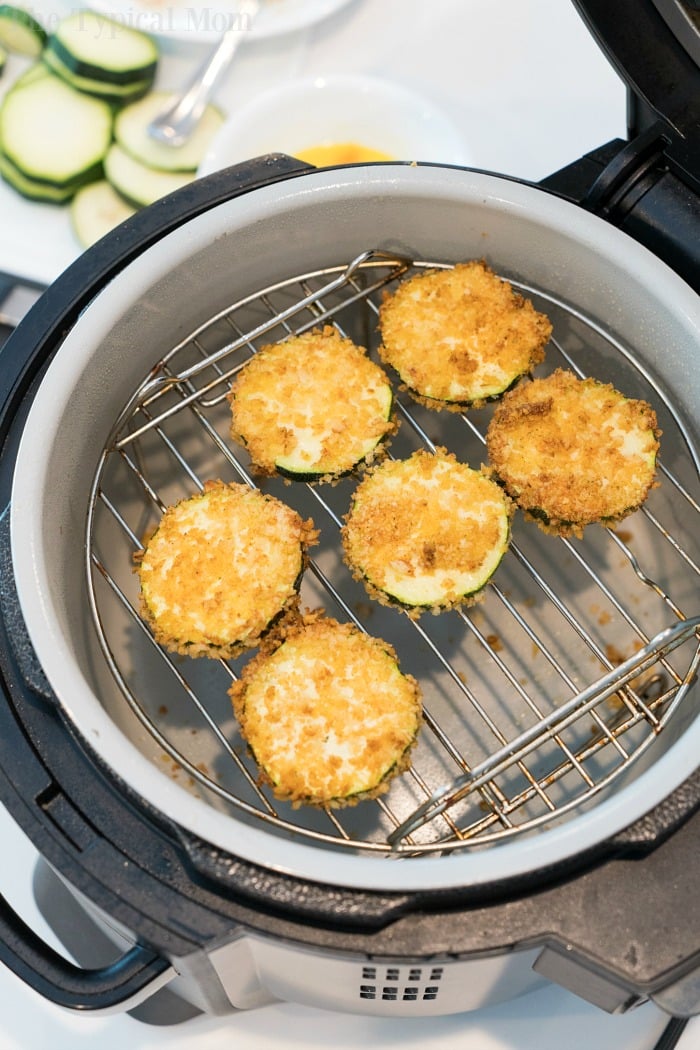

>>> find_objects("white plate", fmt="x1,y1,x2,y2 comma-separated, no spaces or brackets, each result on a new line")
85,0,355,43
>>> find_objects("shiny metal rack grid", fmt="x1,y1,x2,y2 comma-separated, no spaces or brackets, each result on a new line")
86,250,700,855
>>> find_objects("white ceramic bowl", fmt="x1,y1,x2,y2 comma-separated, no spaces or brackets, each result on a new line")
198,74,470,175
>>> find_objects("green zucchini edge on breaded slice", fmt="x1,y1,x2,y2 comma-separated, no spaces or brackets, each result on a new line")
135,479,318,659
341,447,513,617
485,368,661,537
229,613,422,808
377,260,552,411
228,326,397,483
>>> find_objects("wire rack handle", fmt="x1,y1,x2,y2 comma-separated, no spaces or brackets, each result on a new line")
388,615,700,846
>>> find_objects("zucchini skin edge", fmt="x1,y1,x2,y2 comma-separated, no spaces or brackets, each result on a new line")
47,34,158,88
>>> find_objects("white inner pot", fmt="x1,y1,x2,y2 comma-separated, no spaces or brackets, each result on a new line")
10,163,700,893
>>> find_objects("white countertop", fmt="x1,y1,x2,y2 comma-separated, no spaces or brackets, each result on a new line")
1,1,698,1047
1,0,629,285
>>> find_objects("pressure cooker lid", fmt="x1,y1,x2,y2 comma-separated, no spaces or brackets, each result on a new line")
572,0,700,188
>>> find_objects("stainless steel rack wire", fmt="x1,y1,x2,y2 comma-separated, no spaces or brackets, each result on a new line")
86,249,700,855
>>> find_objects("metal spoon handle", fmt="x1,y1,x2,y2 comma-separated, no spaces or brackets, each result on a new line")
148,0,261,147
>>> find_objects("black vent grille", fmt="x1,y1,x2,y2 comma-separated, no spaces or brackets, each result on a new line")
359,965,444,1002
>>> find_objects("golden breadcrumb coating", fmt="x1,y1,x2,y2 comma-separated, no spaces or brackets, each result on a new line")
228,326,396,481
485,369,661,536
378,260,552,410
341,447,512,616
136,480,318,658
229,615,422,807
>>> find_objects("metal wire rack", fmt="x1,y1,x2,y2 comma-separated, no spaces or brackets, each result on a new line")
86,249,700,855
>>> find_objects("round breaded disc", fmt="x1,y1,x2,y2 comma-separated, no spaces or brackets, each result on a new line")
342,448,512,613
137,481,316,658
230,617,422,807
229,326,394,479
378,261,552,408
485,369,660,535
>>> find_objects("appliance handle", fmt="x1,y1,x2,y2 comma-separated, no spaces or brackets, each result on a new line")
0,889,173,1013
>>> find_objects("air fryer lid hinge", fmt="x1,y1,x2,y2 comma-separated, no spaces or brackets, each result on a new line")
542,121,700,292
583,129,700,291
581,122,672,218
572,0,700,192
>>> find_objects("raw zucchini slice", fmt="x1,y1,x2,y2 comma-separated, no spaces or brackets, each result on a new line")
0,5,47,57
0,73,112,185
378,260,552,410
229,615,422,807
104,143,195,207
71,180,138,248
485,368,661,536
228,327,396,482
12,58,51,88
43,47,152,103
342,448,512,615
47,10,158,86
0,151,80,202
115,91,225,173
0,42,6,74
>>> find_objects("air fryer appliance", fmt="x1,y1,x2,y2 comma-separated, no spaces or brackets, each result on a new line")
0,0,699,1028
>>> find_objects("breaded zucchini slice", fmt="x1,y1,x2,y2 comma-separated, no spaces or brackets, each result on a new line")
228,326,396,482
229,615,422,807
378,260,552,410
485,368,661,537
136,480,318,658
342,448,512,616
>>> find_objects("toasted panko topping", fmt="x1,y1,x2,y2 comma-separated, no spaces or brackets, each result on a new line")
486,369,661,536
378,260,552,409
228,326,396,481
342,447,512,616
136,480,318,658
229,614,422,807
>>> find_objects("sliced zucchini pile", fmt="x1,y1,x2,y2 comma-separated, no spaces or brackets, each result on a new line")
12,59,51,88
0,4,46,57
103,142,195,209
0,3,47,80
114,90,225,173
43,10,157,105
70,180,138,249
0,7,226,247
0,73,113,202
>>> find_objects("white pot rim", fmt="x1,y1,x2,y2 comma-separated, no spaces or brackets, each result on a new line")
11,163,700,893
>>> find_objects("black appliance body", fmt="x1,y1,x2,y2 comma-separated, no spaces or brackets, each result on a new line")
0,0,698,1026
